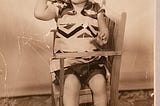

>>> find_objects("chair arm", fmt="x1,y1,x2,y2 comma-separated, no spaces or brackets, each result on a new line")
52,51,122,59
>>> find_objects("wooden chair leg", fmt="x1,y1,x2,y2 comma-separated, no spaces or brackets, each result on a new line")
110,12,126,106
59,58,65,106
50,67,56,106
51,82,56,106
110,56,121,106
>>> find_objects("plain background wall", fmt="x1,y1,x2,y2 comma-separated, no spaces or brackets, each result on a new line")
106,0,154,90
0,0,154,97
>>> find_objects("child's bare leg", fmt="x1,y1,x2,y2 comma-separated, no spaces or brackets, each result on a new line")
89,74,107,106
63,74,81,106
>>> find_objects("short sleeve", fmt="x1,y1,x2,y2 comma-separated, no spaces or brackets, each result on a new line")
81,1,106,19
49,0,74,18
93,2,105,15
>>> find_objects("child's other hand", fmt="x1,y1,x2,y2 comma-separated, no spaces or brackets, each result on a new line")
96,30,109,46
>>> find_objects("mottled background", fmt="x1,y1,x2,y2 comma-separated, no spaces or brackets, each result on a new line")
0,90,154,106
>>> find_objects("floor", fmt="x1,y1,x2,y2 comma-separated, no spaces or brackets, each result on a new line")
0,90,154,106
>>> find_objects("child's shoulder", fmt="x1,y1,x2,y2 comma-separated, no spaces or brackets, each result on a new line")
49,0,75,18
49,0,106,18
82,0,106,19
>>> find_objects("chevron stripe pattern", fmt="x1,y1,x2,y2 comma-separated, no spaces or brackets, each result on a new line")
56,23,99,39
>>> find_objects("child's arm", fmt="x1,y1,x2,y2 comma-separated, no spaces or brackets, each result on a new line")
97,12,109,46
34,0,58,21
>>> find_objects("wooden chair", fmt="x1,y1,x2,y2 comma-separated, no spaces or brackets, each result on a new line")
50,11,127,106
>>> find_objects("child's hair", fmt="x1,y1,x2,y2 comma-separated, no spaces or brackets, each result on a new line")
50,0,105,18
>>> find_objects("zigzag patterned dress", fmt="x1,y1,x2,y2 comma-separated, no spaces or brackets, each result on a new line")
50,1,107,83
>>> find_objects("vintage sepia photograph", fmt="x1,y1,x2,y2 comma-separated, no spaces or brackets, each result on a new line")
0,0,154,106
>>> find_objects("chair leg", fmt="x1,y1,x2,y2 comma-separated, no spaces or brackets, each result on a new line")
50,70,56,106
110,56,121,106
59,58,65,106
51,82,56,106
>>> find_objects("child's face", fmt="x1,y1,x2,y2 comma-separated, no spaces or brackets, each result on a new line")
71,0,86,4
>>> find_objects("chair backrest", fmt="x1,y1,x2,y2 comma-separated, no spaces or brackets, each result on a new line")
106,12,127,106
90,12,126,74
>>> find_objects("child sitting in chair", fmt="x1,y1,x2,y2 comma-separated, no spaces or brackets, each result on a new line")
34,0,109,106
